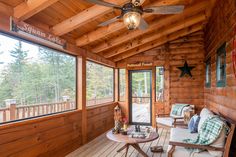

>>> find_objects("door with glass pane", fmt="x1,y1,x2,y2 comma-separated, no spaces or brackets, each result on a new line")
129,70,152,125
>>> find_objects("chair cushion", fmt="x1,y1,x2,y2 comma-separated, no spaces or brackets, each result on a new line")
167,146,215,157
156,117,184,127
156,117,174,127
170,128,198,142
168,128,215,157
188,115,200,133
208,127,226,156
198,108,214,132
170,104,193,117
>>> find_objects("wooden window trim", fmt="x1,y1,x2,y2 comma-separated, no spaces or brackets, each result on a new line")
0,32,78,125
86,60,115,107
118,69,126,102
216,43,226,87
205,58,211,88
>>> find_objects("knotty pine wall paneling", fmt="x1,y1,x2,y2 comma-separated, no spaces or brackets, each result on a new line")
204,0,236,121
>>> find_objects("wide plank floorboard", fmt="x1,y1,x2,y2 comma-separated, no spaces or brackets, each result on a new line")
67,128,170,157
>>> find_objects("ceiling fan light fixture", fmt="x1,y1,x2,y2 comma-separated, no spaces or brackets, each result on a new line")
123,11,141,30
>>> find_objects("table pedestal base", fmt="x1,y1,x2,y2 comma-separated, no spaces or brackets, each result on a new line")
117,143,148,157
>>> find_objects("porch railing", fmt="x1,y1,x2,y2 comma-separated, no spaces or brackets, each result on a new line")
0,97,115,123
0,101,75,123
86,97,114,106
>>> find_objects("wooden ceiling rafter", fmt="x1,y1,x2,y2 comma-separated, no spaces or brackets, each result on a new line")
14,0,59,21
103,12,206,59
91,0,209,54
51,0,128,36
75,0,185,47
112,23,203,62
0,2,13,16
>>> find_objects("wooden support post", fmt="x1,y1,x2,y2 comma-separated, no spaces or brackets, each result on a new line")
78,56,87,144
115,69,119,102
125,69,130,123
152,67,156,127
66,100,70,110
164,52,170,114
9,104,16,121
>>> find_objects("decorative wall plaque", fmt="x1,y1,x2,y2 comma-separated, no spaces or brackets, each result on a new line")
10,17,66,48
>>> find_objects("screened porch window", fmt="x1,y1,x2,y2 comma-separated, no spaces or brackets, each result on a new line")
205,58,211,88
156,66,164,102
119,69,126,101
216,43,226,87
86,61,114,106
0,33,76,124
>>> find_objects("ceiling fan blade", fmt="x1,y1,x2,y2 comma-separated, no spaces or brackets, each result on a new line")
98,16,122,27
138,18,149,30
143,5,185,14
86,0,122,9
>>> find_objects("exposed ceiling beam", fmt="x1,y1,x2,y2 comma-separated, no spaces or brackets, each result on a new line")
75,0,185,47
112,23,203,62
52,0,128,36
103,13,206,58
14,0,59,21
0,2,13,16
170,34,203,44
92,0,209,53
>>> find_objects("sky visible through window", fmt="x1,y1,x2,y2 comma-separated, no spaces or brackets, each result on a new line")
0,34,39,70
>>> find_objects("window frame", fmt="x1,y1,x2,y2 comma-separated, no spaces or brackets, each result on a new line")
118,69,126,102
205,58,211,88
155,66,165,102
86,60,115,107
0,31,78,125
216,43,226,87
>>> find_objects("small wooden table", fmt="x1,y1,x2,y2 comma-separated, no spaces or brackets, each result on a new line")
106,128,159,157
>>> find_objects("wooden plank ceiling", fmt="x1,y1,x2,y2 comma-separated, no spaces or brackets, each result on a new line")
0,0,216,63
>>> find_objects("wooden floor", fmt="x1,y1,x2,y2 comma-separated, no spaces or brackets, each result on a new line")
67,127,170,157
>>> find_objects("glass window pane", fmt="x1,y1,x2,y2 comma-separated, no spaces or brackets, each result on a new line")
119,69,126,101
86,61,114,106
0,34,76,124
216,43,226,87
205,59,211,87
156,67,164,102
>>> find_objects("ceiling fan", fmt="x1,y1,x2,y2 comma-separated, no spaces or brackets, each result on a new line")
86,0,185,30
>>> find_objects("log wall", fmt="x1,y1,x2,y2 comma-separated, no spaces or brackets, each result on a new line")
0,103,116,157
204,0,236,155
204,0,236,121
117,32,206,119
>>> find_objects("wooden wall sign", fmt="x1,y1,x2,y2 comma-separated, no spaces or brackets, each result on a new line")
10,17,66,48
232,27,236,78
127,62,153,67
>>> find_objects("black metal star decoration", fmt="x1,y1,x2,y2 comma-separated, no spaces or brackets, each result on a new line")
177,61,195,77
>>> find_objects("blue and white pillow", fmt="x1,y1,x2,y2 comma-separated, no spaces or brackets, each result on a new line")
188,114,200,133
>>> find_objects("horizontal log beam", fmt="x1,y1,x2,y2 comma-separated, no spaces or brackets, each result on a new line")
112,23,203,62
104,13,206,58
75,0,184,47
92,0,209,53
14,0,59,21
52,0,127,36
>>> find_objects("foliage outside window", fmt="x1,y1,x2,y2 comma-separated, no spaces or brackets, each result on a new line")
119,69,126,101
86,61,114,106
0,34,76,124
205,58,211,88
156,67,164,102
216,43,226,87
